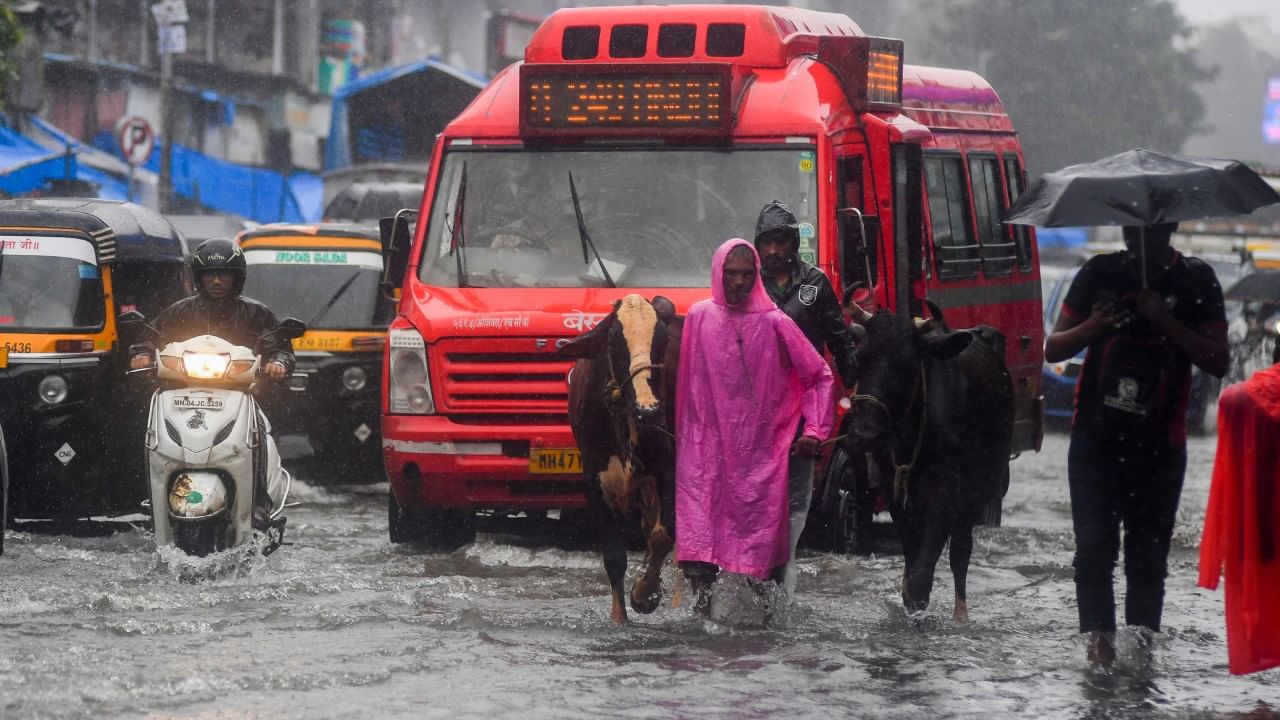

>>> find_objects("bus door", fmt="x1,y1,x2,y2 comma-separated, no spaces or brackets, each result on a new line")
835,147,880,303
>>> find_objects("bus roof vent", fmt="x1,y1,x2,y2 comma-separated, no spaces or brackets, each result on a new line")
529,5,867,68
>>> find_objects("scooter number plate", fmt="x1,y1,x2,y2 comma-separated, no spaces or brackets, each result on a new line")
172,395,224,411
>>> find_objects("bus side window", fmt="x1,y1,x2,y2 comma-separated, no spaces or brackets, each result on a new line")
970,154,1014,277
924,153,978,280
1003,155,1034,273
836,154,878,292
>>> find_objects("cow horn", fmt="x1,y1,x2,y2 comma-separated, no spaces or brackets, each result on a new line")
846,300,872,324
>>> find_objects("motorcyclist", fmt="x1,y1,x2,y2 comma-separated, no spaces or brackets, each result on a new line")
129,237,296,530
128,237,295,379
752,199,859,595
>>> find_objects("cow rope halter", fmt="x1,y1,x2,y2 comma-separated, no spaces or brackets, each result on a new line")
850,362,927,506
602,343,665,468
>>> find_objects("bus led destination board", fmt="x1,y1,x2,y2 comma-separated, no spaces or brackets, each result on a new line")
521,65,732,136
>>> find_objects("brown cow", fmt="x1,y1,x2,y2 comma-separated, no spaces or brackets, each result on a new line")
559,293,682,624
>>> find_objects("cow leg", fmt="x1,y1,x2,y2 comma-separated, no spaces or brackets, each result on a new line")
586,466,630,625
903,514,949,614
630,473,672,614
949,519,975,623
890,503,921,603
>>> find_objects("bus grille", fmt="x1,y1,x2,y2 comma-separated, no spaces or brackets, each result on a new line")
437,339,573,414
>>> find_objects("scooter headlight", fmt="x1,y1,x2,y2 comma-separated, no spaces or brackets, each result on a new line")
38,374,69,405
342,366,368,391
182,352,232,379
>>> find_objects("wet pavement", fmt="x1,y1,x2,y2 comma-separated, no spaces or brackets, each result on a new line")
1,432,1276,719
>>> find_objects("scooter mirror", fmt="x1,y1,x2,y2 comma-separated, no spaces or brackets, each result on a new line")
276,318,307,340
118,309,147,325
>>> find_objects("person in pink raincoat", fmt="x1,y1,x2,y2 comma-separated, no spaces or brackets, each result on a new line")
676,238,835,606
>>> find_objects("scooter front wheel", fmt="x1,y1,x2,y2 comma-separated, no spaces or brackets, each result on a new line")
173,519,229,557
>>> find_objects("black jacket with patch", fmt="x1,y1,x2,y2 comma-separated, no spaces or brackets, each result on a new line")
129,294,296,374
763,260,858,387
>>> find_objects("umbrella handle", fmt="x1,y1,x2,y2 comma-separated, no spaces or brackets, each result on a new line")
1140,226,1147,290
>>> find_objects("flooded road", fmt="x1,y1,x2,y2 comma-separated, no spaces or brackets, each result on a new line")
1,433,1276,719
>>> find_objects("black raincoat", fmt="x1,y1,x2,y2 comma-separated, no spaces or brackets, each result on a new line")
755,199,858,387
762,260,858,387
130,294,296,374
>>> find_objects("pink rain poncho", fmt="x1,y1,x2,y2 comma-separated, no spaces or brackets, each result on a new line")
675,239,835,579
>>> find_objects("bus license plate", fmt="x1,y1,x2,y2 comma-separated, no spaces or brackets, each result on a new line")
529,448,581,474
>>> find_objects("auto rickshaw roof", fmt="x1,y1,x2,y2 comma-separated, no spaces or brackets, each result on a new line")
0,198,187,264
237,222,383,247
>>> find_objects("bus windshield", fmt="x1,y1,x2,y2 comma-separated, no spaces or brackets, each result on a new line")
419,146,820,288
243,249,385,329
0,235,104,331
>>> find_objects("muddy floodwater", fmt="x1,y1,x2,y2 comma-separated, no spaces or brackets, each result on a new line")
1,433,1277,719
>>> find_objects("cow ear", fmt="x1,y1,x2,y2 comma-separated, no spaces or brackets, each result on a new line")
556,309,618,359
919,328,971,361
651,295,676,324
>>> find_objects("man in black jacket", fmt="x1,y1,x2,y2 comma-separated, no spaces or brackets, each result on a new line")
753,199,859,594
129,237,294,379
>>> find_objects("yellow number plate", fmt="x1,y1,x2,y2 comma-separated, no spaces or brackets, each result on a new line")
0,347,7,369
529,448,582,474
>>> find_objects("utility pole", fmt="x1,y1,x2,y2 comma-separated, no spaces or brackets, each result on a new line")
151,0,188,214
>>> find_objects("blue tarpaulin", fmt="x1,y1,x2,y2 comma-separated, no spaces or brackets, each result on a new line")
88,132,321,224
0,122,79,195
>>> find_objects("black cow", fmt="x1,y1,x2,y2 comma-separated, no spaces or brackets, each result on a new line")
559,293,682,624
846,299,1013,622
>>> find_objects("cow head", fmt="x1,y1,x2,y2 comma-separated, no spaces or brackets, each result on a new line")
559,293,674,428
847,300,971,446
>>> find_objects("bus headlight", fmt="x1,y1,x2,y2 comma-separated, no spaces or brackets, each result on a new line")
342,366,368,391
388,328,434,414
38,374,69,405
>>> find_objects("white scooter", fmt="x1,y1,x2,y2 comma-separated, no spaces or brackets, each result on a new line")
130,317,306,557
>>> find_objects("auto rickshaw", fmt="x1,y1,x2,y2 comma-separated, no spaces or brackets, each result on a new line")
0,198,190,519
236,222,401,474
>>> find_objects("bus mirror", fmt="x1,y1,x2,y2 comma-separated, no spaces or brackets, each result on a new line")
380,210,416,291
839,212,879,291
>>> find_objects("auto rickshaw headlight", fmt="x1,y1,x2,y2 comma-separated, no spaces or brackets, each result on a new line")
342,366,367,391
38,374,69,405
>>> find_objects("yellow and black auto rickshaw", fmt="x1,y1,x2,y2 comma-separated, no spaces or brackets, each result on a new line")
0,198,189,519
237,223,398,472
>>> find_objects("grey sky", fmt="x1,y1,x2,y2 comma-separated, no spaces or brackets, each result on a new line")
1173,0,1280,33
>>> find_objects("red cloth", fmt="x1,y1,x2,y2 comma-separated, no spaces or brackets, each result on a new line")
1198,364,1280,675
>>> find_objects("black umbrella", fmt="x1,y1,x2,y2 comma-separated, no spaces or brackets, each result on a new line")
1225,270,1280,304
1004,148,1280,229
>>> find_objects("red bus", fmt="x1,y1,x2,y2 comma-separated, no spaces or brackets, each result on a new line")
381,4,1043,548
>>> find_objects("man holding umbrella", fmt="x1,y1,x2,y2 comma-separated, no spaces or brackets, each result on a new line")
1045,221,1229,665
1009,149,1276,668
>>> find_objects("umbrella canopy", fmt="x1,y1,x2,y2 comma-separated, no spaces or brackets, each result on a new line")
1005,148,1280,228
1225,270,1280,303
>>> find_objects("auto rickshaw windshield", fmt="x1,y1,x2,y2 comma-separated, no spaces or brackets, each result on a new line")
0,235,104,330
242,259,383,329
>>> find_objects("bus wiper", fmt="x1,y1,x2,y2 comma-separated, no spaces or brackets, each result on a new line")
308,270,362,327
449,162,468,288
568,171,615,288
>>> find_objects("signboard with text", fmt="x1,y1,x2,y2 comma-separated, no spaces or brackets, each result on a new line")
1265,77,1280,146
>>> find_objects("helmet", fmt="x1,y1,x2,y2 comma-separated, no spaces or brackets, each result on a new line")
190,237,246,297
753,199,800,250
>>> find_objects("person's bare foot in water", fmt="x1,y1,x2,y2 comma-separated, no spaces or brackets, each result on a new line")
1086,630,1117,668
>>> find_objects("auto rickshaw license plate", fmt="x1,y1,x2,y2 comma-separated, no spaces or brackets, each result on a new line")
529,448,581,474
0,348,7,368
